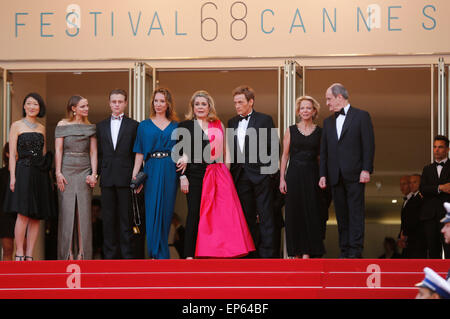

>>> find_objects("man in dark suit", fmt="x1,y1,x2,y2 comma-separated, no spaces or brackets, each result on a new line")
96,89,139,259
319,83,375,258
227,85,279,258
398,175,411,256
402,174,426,258
419,135,450,259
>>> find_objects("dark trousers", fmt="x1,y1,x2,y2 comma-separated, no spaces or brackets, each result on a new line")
332,178,365,258
406,232,427,258
184,174,204,258
235,170,276,258
101,186,134,259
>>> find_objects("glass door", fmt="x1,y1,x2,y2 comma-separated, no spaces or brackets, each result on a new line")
283,60,303,137
437,57,448,136
1,69,12,149
132,62,155,122
0,68,4,149
281,60,303,258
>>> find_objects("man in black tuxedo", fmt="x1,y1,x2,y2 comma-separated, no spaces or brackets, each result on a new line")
419,135,450,259
402,174,426,258
96,89,139,259
227,85,279,258
319,83,375,258
398,175,411,256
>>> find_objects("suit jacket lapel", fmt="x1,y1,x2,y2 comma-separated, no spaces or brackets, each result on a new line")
232,116,239,129
439,159,450,182
329,115,338,144
245,112,257,159
247,111,257,129
115,116,128,149
105,118,114,150
339,105,355,141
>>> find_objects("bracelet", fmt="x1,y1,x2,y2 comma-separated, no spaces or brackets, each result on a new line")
179,175,187,180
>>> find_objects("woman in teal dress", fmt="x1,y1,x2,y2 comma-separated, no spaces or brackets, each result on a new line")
132,88,181,259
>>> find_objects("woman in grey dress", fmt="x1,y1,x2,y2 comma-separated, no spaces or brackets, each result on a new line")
55,95,98,260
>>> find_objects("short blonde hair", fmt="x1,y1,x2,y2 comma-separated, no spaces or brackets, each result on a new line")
185,90,220,122
295,95,320,122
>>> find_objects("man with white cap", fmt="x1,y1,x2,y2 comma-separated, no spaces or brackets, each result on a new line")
442,203,450,245
442,203,450,279
415,267,450,299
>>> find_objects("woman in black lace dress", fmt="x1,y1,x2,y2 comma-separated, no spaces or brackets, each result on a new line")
3,93,55,261
280,96,325,258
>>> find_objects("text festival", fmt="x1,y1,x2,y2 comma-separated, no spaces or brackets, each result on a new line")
14,2,438,41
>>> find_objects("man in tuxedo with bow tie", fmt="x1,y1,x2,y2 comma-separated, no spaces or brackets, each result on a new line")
401,174,426,258
398,175,412,256
419,135,450,259
227,85,279,258
96,89,139,259
319,83,375,258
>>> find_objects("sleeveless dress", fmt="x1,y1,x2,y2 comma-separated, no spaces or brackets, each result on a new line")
284,125,325,257
55,124,96,260
195,120,255,258
0,166,16,238
133,119,178,259
3,132,55,220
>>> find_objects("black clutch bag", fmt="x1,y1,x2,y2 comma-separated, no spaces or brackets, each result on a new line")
130,171,148,189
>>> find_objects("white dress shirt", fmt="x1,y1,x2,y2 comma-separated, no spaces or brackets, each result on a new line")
336,104,351,140
237,111,253,153
111,113,124,150
403,192,413,208
436,158,447,178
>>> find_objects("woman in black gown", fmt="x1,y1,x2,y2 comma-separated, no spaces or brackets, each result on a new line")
0,143,17,260
280,96,325,259
3,93,55,261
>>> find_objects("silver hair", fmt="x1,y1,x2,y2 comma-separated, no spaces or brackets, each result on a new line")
330,83,349,100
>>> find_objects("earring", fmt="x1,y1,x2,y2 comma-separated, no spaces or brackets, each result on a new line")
73,111,76,116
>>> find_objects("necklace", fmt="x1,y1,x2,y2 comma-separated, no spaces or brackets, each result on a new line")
298,123,316,136
22,118,37,129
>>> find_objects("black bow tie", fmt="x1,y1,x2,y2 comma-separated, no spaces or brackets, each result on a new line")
436,161,445,167
335,109,346,118
239,114,251,122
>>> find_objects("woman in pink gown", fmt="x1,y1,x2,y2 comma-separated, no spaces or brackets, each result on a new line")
196,119,255,258
179,90,254,258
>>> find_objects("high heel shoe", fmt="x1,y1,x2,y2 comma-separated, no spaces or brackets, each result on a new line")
25,256,33,261
15,255,24,261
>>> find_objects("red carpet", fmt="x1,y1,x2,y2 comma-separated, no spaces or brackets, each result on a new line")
0,259,448,299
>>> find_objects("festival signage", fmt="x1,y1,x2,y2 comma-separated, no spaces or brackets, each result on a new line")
0,0,448,60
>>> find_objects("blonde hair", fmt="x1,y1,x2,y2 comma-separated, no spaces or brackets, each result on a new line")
185,90,220,122
295,95,320,123
149,87,178,121
66,95,90,124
